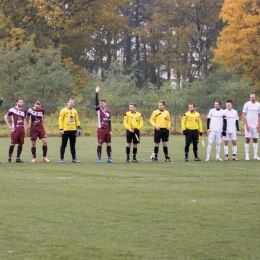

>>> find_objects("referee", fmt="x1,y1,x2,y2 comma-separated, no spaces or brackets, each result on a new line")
150,100,171,162
181,103,203,161
59,98,81,163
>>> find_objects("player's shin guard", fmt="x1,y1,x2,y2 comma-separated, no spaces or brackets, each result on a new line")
133,147,137,160
253,143,258,157
193,143,198,158
17,145,23,159
154,146,159,159
42,146,47,157
126,147,130,159
97,145,102,158
163,146,168,159
32,147,36,158
232,145,237,156
107,146,112,158
9,145,14,158
224,145,228,156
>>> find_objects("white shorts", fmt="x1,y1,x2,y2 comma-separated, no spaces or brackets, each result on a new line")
223,132,237,141
208,131,222,143
244,126,259,139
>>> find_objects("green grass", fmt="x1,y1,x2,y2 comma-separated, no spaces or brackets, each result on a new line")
0,136,260,259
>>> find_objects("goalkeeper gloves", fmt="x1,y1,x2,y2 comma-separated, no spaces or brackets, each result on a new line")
77,126,82,136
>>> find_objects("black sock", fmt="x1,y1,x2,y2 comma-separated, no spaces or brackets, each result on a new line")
17,145,23,159
126,147,130,159
31,147,36,158
133,147,137,159
185,144,190,158
107,146,112,158
193,143,198,158
97,146,102,158
163,146,168,158
9,145,14,158
43,146,47,157
154,146,159,158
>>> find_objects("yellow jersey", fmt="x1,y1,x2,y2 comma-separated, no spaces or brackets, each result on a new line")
181,111,202,132
150,109,171,128
123,111,143,130
59,107,80,131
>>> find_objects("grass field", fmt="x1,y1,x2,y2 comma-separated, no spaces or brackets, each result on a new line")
0,136,260,259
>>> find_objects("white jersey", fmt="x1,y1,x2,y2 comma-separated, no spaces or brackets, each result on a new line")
225,109,239,133
242,101,260,128
207,108,226,132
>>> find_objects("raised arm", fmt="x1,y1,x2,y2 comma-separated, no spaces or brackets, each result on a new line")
95,86,100,107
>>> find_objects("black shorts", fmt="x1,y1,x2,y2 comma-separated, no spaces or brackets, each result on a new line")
126,129,140,144
154,128,169,143
185,129,199,144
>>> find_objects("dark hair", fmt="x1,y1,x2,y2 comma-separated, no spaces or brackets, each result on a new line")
67,98,74,102
129,103,137,107
215,100,221,105
100,99,106,102
35,100,41,105
158,100,166,106
189,103,196,107
16,97,23,103
250,93,256,96
226,99,233,104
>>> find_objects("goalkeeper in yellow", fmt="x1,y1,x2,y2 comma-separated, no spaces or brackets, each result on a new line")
181,103,203,161
123,103,143,163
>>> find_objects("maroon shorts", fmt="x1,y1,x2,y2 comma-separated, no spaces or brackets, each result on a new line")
97,128,111,144
11,128,25,145
30,126,47,141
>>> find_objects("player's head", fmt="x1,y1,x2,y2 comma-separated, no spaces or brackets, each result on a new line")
189,103,196,112
158,100,165,111
226,100,233,110
129,103,137,112
250,93,257,103
34,100,41,109
214,100,221,109
67,98,74,109
100,99,106,109
16,97,23,107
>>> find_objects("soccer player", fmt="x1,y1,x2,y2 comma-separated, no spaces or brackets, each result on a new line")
181,103,203,161
59,98,81,163
150,100,171,162
242,93,260,160
223,100,240,161
4,97,27,163
27,100,49,163
123,103,143,163
95,86,114,163
206,101,226,161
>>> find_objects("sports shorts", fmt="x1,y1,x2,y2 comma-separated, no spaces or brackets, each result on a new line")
208,131,222,143
126,129,140,144
97,128,111,144
185,129,199,144
223,132,237,141
244,126,259,139
11,128,25,145
154,128,169,143
30,126,47,141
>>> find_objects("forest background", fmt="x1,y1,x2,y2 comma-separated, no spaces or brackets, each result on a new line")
0,0,259,135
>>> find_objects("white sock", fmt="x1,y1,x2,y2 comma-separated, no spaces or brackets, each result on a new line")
245,143,249,156
207,143,212,157
253,143,258,157
216,143,221,157
224,145,228,156
232,145,237,156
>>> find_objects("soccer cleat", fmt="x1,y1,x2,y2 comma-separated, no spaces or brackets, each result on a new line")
31,158,37,163
254,156,260,161
8,158,11,163
132,159,139,163
107,158,115,163
72,159,80,163
16,159,24,163
185,158,189,162
216,157,223,161
60,159,65,163
232,156,239,161
165,157,171,162
194,157,201,161
152,157,158,162
98,158,103,163
205,157,210,162
43,157,50,163
225,156,229,161
245,156,250,161
126,158,130,163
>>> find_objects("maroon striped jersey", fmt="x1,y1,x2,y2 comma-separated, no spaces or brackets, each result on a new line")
6,107,27,129
95,106,111,130
27,107,44,127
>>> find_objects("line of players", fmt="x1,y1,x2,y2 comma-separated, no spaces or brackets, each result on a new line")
1,91,259,163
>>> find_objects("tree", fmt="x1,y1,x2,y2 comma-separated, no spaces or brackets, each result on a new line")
213,0,260,88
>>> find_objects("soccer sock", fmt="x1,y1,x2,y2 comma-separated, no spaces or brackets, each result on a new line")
224,145,228,156
9,145,14,158
207,142,212,156
163,146,168,158
97,146,102,158
244,143,249,156
232,145,237,156
133,147,137,160
216,143,221,157
107,146,112,158
184,144,189,158
126,147,130,159
253,143,258,157
31,147,36,158
193,143,198,158
60,147,65,160
43,145,47,157
154,146,159,158
17,145,23,159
